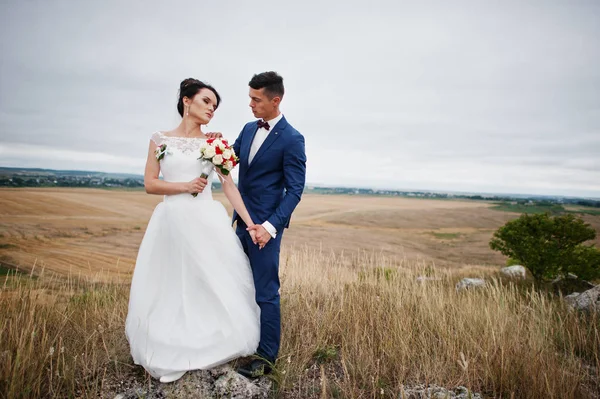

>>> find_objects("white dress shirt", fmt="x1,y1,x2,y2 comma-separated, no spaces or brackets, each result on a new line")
249,113,284,238
248,113,283,164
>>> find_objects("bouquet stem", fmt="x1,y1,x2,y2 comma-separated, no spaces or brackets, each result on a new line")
191,173,210,198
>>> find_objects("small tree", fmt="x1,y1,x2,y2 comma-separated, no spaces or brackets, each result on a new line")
489,213,600,281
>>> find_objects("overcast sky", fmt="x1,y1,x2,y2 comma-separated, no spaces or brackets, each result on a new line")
0,0,599,197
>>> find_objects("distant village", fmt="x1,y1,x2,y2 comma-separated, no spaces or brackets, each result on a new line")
1,173,145,188
303,185,600,208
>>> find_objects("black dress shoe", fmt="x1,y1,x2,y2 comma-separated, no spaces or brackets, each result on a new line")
236,359,272,379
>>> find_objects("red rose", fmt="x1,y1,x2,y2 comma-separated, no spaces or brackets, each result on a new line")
207,138,215,144
215,146,223,155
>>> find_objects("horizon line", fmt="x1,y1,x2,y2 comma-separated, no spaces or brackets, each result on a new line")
1,165,599,200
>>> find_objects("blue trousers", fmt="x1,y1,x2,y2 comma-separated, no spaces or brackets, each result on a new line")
236,222,283,363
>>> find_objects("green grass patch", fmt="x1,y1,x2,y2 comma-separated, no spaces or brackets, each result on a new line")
430,232,462,240
490,203,565,215
358,267,397,282
69,289,118,306
0,264,22,276
567,209,600,216
313,346,338,364
491,202,600,216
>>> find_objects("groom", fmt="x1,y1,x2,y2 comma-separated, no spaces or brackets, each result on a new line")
233,71,306,378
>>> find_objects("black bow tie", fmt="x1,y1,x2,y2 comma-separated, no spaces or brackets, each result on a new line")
257,120,270,131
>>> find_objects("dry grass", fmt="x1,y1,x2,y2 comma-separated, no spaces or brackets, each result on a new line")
1,188,599,397
278,249,600,398
0,272,131,398
1,249,598,398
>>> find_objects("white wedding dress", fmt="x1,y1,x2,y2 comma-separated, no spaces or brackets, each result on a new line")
125,132,260,382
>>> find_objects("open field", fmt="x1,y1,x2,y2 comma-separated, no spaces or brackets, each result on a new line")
1,188,599,398
5,187,599,279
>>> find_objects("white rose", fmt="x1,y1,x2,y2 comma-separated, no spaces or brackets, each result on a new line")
224,160,234,171
199,142,208,151
204,146,216,158
222,149,232,159
213,154,223,165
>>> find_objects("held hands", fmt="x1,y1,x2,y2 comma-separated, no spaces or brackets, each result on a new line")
248,228,258,247
247,224,272,250
185,177,208,195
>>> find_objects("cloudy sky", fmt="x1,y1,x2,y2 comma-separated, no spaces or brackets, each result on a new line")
1,0,599,197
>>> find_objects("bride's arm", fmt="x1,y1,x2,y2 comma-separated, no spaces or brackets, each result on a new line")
217,171,254,228
144,140,205,195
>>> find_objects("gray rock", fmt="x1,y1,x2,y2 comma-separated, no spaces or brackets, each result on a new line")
162,369,215,398
500,265,526,279
568,285,600,313
564,292,581,306
108,364,271,399
400,384,482,399
209,363,232,378
455,278,486,292
214,369,270,398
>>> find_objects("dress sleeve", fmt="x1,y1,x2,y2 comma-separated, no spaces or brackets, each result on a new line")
150,132,163,146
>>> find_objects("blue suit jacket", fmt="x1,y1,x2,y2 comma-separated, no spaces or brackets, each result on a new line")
232,116,306,231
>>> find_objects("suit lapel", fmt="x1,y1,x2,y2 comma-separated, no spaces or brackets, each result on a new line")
247,116,288,171
241,122,259,169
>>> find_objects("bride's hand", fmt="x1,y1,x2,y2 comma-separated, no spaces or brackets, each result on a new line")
205,132,223,139
185,177,208,194
248,227,258,245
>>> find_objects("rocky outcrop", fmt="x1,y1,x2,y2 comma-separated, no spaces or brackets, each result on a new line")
565,285,600,313
499,265,526,279
455,278,486,292
400,384,483,399
108,364,271,399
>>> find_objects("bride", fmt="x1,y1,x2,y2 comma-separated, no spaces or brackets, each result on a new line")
125,78,260,383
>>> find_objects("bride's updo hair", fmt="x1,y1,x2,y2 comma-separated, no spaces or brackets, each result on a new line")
177,78,221,117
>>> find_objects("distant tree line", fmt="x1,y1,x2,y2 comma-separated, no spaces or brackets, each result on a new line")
0,174,223,190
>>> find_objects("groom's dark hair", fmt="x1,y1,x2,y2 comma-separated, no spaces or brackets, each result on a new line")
249,71,284,99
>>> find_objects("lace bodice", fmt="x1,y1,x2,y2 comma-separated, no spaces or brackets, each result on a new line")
151,132,214,200
151,132,208,155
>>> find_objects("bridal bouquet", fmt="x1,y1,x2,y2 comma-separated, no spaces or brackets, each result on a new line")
192,138,239,197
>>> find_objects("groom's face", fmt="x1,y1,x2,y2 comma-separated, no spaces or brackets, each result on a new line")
249,87,279,120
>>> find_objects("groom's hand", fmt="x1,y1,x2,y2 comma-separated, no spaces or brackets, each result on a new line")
247,225,271,249
205,132,223,139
